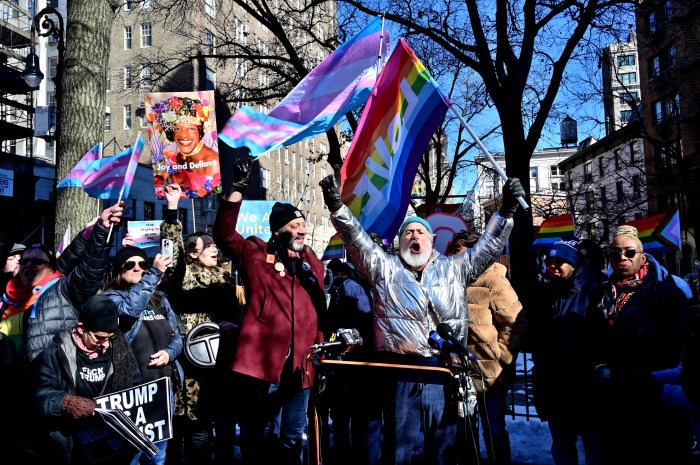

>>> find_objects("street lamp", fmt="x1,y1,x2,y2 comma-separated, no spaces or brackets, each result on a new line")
21,6,64,143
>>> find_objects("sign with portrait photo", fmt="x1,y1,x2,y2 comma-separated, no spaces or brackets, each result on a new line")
145,91,222,199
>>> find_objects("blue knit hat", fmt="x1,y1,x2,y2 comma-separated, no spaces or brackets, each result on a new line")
398,216,433,237
547,238,581,267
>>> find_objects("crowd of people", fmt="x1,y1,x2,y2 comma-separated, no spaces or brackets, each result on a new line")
1,160,698,465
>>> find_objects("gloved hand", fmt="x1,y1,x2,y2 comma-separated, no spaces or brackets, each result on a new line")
319,173,343,212
499,177,525,219
62,394,96,420
230,157,253,193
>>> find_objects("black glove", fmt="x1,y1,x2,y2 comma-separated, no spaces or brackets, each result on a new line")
499,177,525,219
319,174,343,212
62,394,96,420
230,157,253,193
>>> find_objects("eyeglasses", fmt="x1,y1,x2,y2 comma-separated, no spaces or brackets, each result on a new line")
87,331,115,343
18,257,50,266
605,249,643,261
544,257,566,267
122,260,148,271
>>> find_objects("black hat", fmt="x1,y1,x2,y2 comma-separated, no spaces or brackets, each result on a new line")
269,202,305,233
114,246,149,272
80,294,119,332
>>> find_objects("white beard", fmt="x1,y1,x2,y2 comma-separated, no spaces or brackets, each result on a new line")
400,247,432,269
288,236,305,252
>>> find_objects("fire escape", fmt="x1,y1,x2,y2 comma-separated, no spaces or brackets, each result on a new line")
0,0,34,157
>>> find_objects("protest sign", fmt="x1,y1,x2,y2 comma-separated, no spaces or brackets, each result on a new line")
75,416,136,463
94,377,173,443
127,220,162,249
236,200,291,242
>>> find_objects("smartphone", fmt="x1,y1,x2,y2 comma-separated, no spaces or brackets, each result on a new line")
160,238,174,267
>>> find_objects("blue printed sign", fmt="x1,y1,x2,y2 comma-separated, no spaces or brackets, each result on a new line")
236,201,292,242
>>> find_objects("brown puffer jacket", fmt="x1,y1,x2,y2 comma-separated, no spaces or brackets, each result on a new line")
467,262,526,391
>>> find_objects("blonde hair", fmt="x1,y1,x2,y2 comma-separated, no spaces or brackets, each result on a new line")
612,225,643,250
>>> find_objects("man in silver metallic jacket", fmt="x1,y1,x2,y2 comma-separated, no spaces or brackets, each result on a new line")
320,174,524,465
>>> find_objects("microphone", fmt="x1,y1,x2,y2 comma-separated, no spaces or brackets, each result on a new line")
436,323,475,360
428,330,447,351
311,328,363,352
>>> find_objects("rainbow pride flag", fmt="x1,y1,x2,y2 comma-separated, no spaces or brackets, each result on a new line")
531,214,576,249
340,39,450,240
81,134,144,200
321,233,345,261
219,17,390,154
56,143,102,190
623,211,681,253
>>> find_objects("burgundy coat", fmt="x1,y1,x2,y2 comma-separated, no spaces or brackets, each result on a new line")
214,199,324,388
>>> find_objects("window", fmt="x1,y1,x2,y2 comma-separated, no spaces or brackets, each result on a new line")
653,100,664,125
647,11,657,35
124,0,133,11
550,165,561,177
123,66,132,89
138,102,147,127
632,175,641,199
205,68,216,90
664,0,674,19
617,54,635,67
259,71,269,87
619,92,638,105
616,181,624,202
613,150,620,169
650,55,661,78
204,0,215,17
235,58,247,77
320,167,327,179
630,142,637,165
583,161,592,182
619,72,636,85
598,157,604,175
140,65,152,88
205,30,215,54
124,26,132,50
261,168,271,189
668,44,677,67
140,23,152,48
106,74,111,92
144,201,155,221
48,56,58,79
620,110,634,123
104,108,111,131
585,191,595,210
142,0,152,8
284,149,289,165
123,104,132,129
600,187,607,208
235,19,248,44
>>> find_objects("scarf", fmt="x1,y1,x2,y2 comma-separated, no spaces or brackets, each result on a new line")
604,262,649,324
71,326,108,359
1,270,63,319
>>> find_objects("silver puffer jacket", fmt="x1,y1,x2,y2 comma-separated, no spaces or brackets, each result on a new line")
331,205,513,357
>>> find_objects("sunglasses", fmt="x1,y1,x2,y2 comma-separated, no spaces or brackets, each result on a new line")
122,260,148,271
19,257,50,266
87,331,115,343
605,249,643,261
544,257,566,266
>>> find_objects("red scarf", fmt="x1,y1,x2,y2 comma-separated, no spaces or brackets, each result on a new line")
605,262,649,323
1,270,64,319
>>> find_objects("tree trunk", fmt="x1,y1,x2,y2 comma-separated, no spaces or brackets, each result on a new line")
54,0,114,245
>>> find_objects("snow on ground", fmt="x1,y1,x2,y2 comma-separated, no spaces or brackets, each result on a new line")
498,415,585,465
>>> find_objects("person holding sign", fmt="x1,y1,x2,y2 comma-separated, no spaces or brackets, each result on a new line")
33,294,141,465
102,246,183,465
160,183,242,465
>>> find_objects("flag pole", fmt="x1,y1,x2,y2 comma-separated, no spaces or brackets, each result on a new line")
191,198,196,232
106,190,124,243
447,105,529,210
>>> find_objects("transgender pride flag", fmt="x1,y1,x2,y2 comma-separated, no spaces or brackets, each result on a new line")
340,39,450,240
55,224,71,258
81,134,144,200
219,17,390,155
56,143,102,190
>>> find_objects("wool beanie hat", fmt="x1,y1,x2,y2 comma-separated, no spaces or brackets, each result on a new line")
269,202,305,233
80,294,119,332
114,246,149,272
398,216,434,237
548,238,581,268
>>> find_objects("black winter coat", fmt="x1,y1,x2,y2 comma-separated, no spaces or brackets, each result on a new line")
25,224,114,362
33,330,140,465
528,262,609,420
